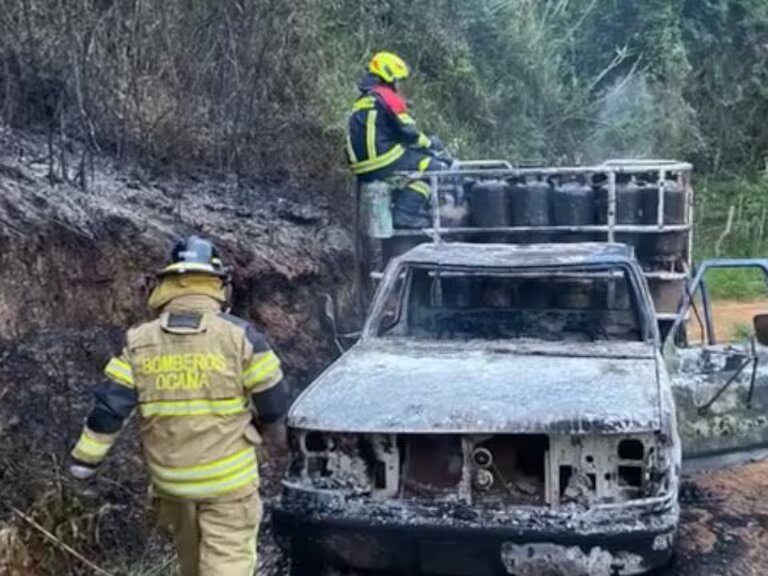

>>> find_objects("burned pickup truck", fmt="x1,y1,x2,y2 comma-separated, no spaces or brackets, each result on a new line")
274,242,768,576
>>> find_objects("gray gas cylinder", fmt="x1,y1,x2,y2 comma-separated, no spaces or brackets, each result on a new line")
469,179,512,227
597,175,643,251
552,177,596,242
511,175,552,243
648,277,686,315
468,179,513,243
639,176,688,262
641,176,686,225
596,174,644,223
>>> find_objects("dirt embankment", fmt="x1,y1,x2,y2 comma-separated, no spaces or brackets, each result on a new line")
0,127,355,574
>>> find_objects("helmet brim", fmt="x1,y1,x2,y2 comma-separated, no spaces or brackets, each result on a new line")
157,262,229,278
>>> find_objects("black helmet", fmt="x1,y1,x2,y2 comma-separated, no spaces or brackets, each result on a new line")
157,236,228,278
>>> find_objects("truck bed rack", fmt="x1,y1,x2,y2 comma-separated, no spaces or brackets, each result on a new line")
360,159,694,326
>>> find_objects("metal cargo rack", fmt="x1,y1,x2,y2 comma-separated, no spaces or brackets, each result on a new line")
376,159,694,324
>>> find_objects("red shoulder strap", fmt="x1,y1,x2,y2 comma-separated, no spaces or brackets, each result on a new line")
372,85,408,114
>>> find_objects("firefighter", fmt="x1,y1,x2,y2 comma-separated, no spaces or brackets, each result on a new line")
347,51,452,228
69,236,287,576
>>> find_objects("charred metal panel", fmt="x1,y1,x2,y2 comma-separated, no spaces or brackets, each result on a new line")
548,434,659,506
469,435,548,506
370,434,399,499
290,430,675,510
501,542,650,576
282,429,679,574
392,242,635,270
275,485,677,574
288,339,662,434
296,431,371,492
279,480,680,539
670,343,768,467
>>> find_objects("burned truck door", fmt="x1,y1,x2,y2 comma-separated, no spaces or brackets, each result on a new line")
664,260,768,471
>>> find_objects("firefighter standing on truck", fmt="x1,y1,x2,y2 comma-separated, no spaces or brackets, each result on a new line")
69,236,287,576
347,51,452,228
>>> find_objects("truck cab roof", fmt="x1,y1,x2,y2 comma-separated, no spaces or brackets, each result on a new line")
395,242,636,269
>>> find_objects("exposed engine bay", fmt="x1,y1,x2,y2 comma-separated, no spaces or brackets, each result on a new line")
289,430,670,507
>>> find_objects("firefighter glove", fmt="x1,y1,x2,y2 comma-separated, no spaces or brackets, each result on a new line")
428,135,445,152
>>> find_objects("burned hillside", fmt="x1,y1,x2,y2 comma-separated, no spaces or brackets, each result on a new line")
0,127,353,574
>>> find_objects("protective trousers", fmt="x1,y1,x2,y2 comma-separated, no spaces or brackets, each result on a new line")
391,150,447,229
157,492,262,576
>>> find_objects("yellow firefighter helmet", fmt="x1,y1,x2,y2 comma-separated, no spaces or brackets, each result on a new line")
369,52,410,84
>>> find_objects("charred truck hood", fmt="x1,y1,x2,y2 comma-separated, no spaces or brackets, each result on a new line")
288,339,663,435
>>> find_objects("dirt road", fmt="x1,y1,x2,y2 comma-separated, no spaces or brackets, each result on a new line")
689,300,768,343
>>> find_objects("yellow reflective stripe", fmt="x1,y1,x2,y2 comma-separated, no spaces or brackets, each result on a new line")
350,144,406,175
244,351,279,376
245,365,281,389
243,352,280,388
149,447,256,482
407,181,432,198
104,357,134,386
140,398,247,417
417,133,430,148
153,462,259,498
366,110,378,159
72,430,115,463
352,96,375,111
417,156,432,172
346,135,358,164
247,522,258,575
397,112,415,125
77,435,111,457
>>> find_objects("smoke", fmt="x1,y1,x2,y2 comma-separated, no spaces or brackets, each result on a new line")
585,74,658,163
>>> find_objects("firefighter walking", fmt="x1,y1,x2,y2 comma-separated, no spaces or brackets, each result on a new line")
70,236,287,576
347,51,452,228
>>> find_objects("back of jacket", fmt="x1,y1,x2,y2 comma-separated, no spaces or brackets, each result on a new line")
346,73,431,179
72,295,283,501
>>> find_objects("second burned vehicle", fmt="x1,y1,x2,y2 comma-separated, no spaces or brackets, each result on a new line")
274,242,768,576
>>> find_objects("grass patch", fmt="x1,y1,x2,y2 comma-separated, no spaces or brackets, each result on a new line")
704,268,768,301
694,177,768,300
730,321,754,342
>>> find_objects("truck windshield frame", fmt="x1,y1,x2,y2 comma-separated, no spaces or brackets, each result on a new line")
363,261,656,344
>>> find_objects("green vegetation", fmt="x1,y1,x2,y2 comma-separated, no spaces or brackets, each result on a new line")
731,321,755,342
705,268,768,301
695,178,768,300
2,1,768,177
0,0,767,289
